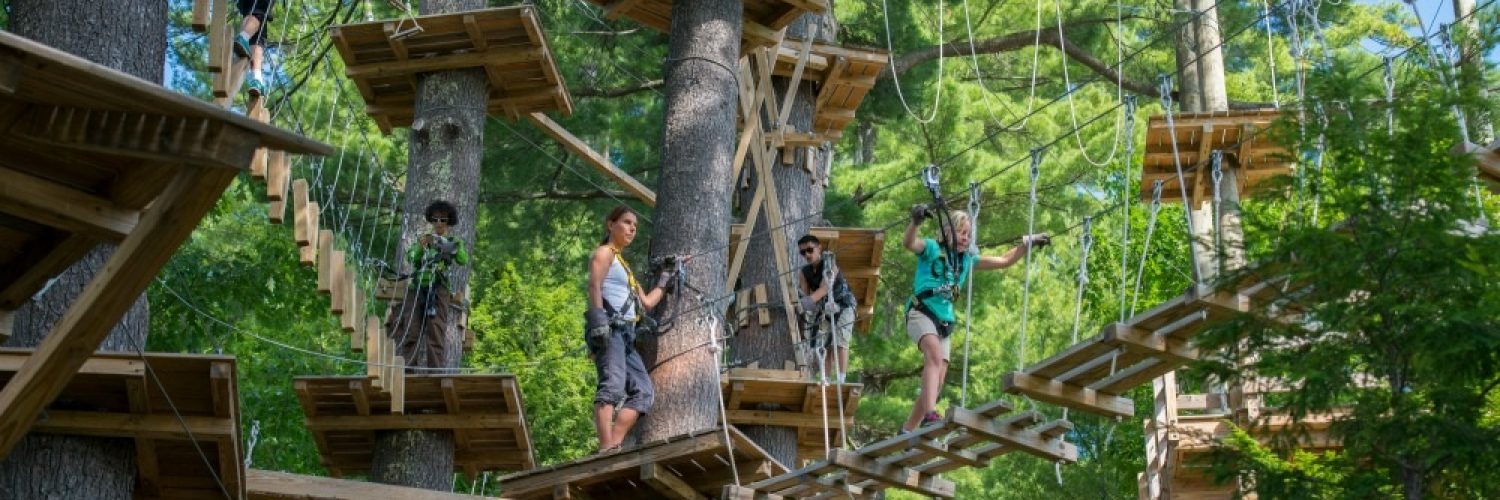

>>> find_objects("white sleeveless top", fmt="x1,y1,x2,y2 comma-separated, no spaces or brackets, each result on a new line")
601,255,636,321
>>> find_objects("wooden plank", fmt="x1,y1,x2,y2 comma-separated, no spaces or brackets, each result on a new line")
293,179,311,245
16,106,259,170
342,268,362,332
726,410,852,429
390,360,405,415
949,408,1078,462
1103,323,1199,365
303,413,519,432
30,410,235,440
301,202,320,266
524,113,656,207
207,0,228,72
828,449,955,498
317,230,335,293
247,469,503,500
753,284,771,326
1003,371,1134,419
346,48,542,79
498,431,724,495
604,0,649,19
0,166,237,457
640,462,707,500
330,250,348,314
267,151,290,202
0,232,97,310
0,167,138,243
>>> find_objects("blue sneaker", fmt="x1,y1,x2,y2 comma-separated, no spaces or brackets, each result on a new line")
233,33,252,58
245,78,265,99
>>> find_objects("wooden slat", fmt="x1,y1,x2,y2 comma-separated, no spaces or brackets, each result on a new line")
0,167,138,243
247,469,502,500
1003,371,1134,419
640,462,707,500
524,113,655,206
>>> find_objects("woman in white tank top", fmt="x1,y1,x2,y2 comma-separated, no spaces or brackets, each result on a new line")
584,206,676,454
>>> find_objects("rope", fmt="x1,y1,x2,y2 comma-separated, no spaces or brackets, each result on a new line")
1157,75,1203,284
131,340,233,500
1118,95,1137,322
1130,181,1165,317
960,0,1045,132
702,295,742,486
959,181,981,407
1015,149,1044,371
881,0,945,124
1264,0,1281,109
1211,151,1224,277
1055,0,1126,167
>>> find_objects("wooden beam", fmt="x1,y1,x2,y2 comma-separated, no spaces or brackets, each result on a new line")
1103,323,1200,365
13,105,259,170
499,432,724,495
640,462,707,500
827,449,955,498
345,49,542,79
1003,371,1134,419
0,166,237,457
30,410,235,440
0,232,97,310
302,413,518,432
247,469,501,500
524,112,656,206
949,409,1078,463
0,310,12,343
0,168,137,243
726,410,853,429
603,0,649,19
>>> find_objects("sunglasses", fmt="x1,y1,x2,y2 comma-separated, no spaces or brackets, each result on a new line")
430,217,450,223
799,247,818,256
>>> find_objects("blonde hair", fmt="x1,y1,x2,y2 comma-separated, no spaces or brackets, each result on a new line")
938,210,972,246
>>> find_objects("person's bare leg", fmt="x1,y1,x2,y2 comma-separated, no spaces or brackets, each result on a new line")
593,404,614,450
251,45,263,74
902,334,945,432
836,346,849,379
239,15,262,39
608,408,640,448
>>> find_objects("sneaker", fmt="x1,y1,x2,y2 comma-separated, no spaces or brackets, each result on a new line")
245,77,265,99
233,33,252,58
921,410,943,427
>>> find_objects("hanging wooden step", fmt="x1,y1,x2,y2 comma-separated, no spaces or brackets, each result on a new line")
1002,275,1297,419
582,0,828,50
294,374,534,480
329,6,573,134
0,348,245,498
1141,109,1294,204
719,368,861,466
248,468,502,499
769,38,887,142
728,226,884,333
499,426,786,499
738,400,1076,499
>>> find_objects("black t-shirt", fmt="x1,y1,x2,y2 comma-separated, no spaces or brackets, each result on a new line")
802,261,857,308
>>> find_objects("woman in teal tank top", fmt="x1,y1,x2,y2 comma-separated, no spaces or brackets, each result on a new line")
900,204,1050,433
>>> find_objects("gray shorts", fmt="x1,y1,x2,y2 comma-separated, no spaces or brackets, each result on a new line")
812,306,855,350
906,308,951,361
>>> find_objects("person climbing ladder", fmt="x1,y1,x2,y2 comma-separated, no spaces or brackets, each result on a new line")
385,200,470,371
797,234,857,383
233,0,276,98
584,206,678,454
901,204,1048,433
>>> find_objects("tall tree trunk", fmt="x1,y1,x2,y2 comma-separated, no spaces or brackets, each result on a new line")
1193,0,1228,113
0,2,165,498
732,14,836,467
1173,0,1203,113
637,0,744,444
369,0,486,490
1452,0,1494,143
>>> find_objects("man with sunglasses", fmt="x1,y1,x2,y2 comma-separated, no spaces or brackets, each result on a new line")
385,200,470,370
797,234,858,382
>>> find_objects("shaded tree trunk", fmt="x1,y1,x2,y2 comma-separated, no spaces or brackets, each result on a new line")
369,0,486,490
1173,0,1202,113
637,0,743,444
732,13,835,467
1452,0,1494,143
0,1,165,498
1193,0,1228,113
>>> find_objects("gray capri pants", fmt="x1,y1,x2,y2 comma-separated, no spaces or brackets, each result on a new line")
587,322,654,413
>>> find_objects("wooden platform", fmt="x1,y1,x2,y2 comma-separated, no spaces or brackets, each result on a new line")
330,6,573,134
1457,139,1500,192
247,468,501,500
770,39,887,142
0,31,330,458
294,374,535,478
1142,109,1293,203
499,426,787,500
583,0,828,49
1143,411,1346,500
1002,276,1295,419
719,368,861,465
736,400,1077,499
0,349,244,498
728,226,883,333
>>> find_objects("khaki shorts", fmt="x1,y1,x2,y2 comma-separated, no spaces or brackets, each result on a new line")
905,308,950,361
814,306,855,350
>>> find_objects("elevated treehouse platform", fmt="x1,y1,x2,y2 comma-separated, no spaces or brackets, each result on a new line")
720,367,861,465
295,373,535,479
584,0,828,50
767,38,887,143
1142,109,1293,204
499,426,786,500
330,6,573,134
732,400,1076,499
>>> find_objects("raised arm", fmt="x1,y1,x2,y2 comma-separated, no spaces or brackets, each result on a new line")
587,246,612,310
975,234,1051,271
904,204,929,253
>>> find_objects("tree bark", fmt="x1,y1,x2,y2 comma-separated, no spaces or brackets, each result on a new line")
1452,0,1494,143
1174,0,1203,113
0,1,165,497
368,0,486,489
731,13,835,467
1193,0,1228,113
637,0,743,444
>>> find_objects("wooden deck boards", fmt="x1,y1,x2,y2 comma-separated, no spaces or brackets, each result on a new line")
248,469,502,499
583,0,829,49
728,226,883,333
1141,109,1293,203
740,400,1075,499
719,368,861,465
295,374,535,478
329,6,572,134
499,426,787,500
770,39,887,142
0,349,244,499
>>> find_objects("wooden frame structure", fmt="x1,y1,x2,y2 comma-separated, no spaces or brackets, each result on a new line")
0,31,331,457
330,6,573,134
769,38,886,143
295,374,536,478
1142,109,1293,203
728,226,882,333
0,349,244,498
582,0,828,50
499,426,787,499
248,468,502,499
719,368,861,465
734,400,1077,499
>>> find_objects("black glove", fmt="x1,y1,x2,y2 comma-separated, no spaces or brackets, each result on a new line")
584,307,611,341
1022,233,1051,249
911,204,929,225
655,270,676,294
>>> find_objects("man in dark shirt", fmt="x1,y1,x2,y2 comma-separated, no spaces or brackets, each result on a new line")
797,234,857,382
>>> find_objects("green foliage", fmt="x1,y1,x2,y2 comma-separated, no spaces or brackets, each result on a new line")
1208,427,1349,499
